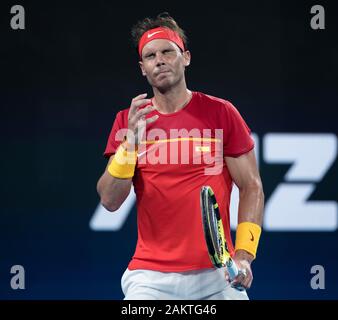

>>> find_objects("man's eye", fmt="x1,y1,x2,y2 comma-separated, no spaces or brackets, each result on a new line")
146,53,155,59
163,50,172,54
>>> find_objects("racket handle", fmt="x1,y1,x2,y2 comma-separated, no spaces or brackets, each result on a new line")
226,258,239,280
226,259,246,291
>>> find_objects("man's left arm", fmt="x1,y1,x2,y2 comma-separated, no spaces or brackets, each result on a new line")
225,149,264,289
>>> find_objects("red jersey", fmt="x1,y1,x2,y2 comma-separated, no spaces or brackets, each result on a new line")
104,91,254,272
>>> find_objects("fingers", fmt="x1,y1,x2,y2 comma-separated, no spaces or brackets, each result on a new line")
126,93,159,145
133,93,148,100
137,105,157,120
244,277,252,289
146,114,159,125
241,269,253,289
131,98,152,112
230,268,252,290
229,254,253,291
128,93,156,126
129,93,151,115
126,94,159,146
224,270,230,282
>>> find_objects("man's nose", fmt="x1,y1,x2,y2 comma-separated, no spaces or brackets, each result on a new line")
155,52,165,66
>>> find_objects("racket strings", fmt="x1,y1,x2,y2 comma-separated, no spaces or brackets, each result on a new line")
207,196,223,261
201,186,242,287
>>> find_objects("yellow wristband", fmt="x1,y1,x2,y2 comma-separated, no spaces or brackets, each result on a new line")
235,222,262,259
107,144,137,179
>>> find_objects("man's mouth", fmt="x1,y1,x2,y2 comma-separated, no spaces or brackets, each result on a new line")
156,70,171,76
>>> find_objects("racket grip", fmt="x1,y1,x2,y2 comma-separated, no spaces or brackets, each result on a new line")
226,259,239,280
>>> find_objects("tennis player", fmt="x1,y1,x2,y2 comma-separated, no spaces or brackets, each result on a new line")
97,13,264,300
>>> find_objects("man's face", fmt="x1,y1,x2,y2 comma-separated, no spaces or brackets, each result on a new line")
139,39,190,91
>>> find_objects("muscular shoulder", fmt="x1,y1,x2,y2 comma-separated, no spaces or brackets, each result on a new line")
195,91,236,114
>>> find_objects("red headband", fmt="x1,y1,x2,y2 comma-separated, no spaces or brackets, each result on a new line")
138,27,185,58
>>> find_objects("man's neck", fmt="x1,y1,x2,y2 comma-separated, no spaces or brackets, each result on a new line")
152,84,192,114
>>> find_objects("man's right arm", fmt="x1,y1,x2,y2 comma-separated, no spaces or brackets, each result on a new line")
96,93,158,212
96,155,133,212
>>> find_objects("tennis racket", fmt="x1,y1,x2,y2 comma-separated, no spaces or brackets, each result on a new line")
200,185,245,291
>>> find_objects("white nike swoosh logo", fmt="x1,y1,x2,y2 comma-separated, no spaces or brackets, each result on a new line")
147,31,163,38
137,150,147,158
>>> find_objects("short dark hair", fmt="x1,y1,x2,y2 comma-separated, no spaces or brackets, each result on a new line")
131,12,188,52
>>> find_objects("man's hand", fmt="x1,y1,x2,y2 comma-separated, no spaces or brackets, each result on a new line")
225,249,254,290
126,93,158,146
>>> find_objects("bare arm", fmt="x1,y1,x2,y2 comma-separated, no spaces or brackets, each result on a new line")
225,149,264,288
96,93,158,212
96,155,132,212
225,149,264,229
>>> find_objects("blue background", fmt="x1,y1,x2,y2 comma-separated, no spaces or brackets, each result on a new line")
0,0,337,299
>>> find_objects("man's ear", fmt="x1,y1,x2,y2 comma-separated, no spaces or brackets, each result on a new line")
183,50,191,67
139,61,147,76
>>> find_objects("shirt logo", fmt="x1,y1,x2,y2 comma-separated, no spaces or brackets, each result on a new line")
147,31,163,38
137,150,147,158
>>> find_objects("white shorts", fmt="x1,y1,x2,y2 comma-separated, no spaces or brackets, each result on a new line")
121,267,249,300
